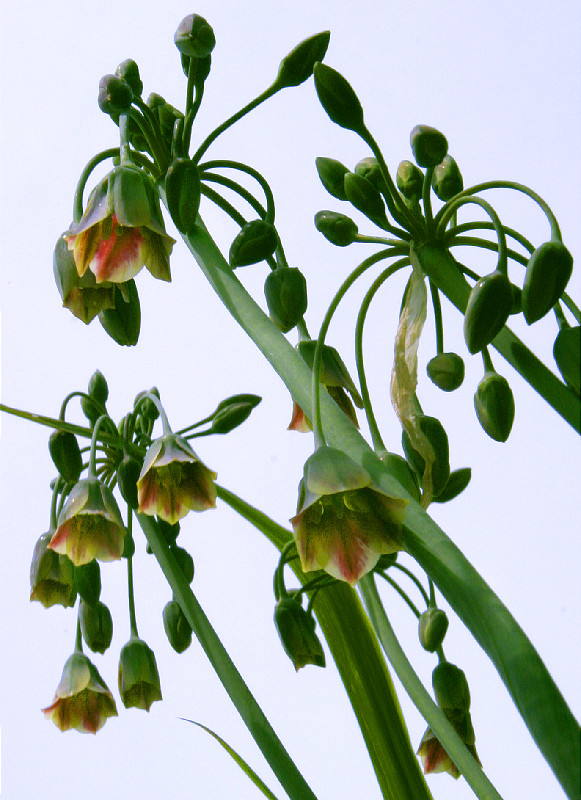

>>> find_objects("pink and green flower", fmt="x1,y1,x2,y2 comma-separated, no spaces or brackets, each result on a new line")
291,447,406,586
43,652,117,734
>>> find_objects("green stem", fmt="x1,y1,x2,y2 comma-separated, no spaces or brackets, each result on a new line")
411,242,581,434
72,148,120,223
359,575,504,800
136,512,318,800
376,572,421,618
199,160,276,223
436,196,508,274
215,485,433,800
126,511,139,638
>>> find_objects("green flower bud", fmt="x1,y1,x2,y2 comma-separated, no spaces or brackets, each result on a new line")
426,352,465,392
171,545,194,583
410,125,448,168
510,283,522,315
419,607,449,652
229,220,278,268
98,74,133,116
315,157,349,200
79,599,113,654
297,340,363,407
117,454,142,509
433,467,471,503
88,370,109,407
344,171,387,224
118,637,162,711
396,160,424,201
74,560,102,606
147,518,180,554
165,159,201,234
115,59,143,96
264,267,308,332
163,599,192,653
402,416,450,497
432,662,471,714
431,155,463,201
48,430,83,483
522,241,574,324
313,62,366,134
275,31,330,89
30,533,77,608
463,270,513,354
553,324,580,395
211,394,262,434
379,452,420,502
353,157,386,191
474,371,515,442
274,596,326,670
174,14,215,58
99,279,141,346
314,210,358,246
134,386,160,421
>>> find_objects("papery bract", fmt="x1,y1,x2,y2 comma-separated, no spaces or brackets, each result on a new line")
137,433,217,524
43,652,117,734
65,164,174,284
49,477,126,566
291,447,406,586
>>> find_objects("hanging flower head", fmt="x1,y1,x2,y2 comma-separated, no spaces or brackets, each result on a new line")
30,532,77,608
49,477,126,566
43,652,117,734
65,164,174,284
291,447,406,586
137,433,217,525
118,637,162,711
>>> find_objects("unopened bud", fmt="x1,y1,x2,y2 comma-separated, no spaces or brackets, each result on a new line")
419,607,449,652
79,599,113,654
474,371,515,442
397,160,424,201
426,352,465,392
174,14,215,58
48,430,83,483
463,271,513,354
410,125,448,168
522,241,573,324
264,267,308,332
229,220,278,268
314,210,358,246
163,600,192,653
431,155,463,200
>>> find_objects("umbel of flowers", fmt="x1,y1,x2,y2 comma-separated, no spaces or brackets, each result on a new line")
31,369,262,732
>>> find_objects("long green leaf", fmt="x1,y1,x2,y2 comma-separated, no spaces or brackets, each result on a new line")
216,485,433,800
183,218,580,798
180,719,281,800
136,513,318,800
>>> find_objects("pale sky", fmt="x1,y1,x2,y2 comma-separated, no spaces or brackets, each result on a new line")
1,1,579,799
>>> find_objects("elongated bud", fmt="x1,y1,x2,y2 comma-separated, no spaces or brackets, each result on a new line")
74,560,101,606
397,160,424,201
474,371,515,442
163,600,192,653
264,267,308,332
426,352,465,392
171,545,195,584
432,662,471,714
431,155,463,200
174,14,215,58
419,607,449,652
80,370,108,423
115,59,143,96
410,125,448,169
211,394,261,434
229,220,278,267
79,599,113,654
433,467,471,503
315,157,349,200
274,31,330,89
98,74,133,116
99,280,141,346
344,172,387,224
553,324,580,395
522,241,573,324
314,210,358,246
313,62,366,134
117,454,142,509
274,596,326,670
165,159,201,234
354,157,387,192
49,430,83,483
463,271,513,354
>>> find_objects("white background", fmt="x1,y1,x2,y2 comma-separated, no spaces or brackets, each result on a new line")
0,1,579,799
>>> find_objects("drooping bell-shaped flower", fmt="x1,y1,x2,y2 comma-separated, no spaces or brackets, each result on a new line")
49,477,126,566
30,532,77,608
118,637,162,711
43,652,117,734
291,447,406,586
137,433,217,525
65,164,174,284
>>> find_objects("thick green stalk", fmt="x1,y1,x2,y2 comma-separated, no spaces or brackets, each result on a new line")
136,513,318,800
181,218,580,797
216,485,433,800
